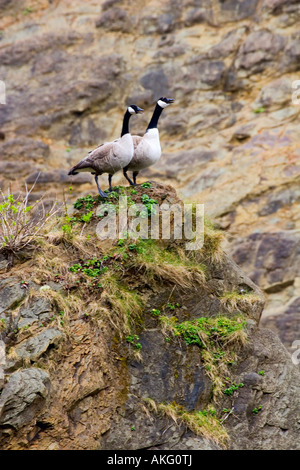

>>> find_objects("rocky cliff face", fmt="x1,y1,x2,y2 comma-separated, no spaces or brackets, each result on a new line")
1,0,300,351
0,182,299,450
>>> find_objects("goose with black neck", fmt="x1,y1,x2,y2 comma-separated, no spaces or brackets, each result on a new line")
123,97,174,186
68,105,144,197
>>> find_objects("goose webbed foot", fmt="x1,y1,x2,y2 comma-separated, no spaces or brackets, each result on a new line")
95,175,108,198
123,168,135,186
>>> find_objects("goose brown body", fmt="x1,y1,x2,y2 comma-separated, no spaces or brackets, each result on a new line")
68,133,134,176
68,105,143,197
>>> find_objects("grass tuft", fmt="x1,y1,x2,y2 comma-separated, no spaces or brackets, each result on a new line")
143,399,229,448
220,291,261,313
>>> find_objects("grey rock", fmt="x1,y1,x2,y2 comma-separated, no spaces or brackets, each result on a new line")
95,7,133,33
155,149,219,179
6,328,64,370
235,30,285,73
101,254,264,450
261,296,300,353
0,368,50,430
263,0,300,13
189,60,226,88
18,297,53,328
218,0,258,22
184,167,225,194
129,330,212,410
140,69,169,101
233,123,256,141
230,230,300,352
282,39,300,72
253,77,292,108
26,170,92,185
101,394,220,450
0,138,50,162
0,160,35,179
0,31,83,67
0,254,9,272
0,0,13,8
184,5,214,27
231,231,300,291
226,328,300,450
207,28,246,59
0,278,27,313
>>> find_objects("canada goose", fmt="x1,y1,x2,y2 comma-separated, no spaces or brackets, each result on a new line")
68,105,144,197
123,97,174,186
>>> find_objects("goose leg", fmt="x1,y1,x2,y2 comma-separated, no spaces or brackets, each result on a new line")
95,175,108,198
108,174,113,192
133,171,139,186
123,168,135,186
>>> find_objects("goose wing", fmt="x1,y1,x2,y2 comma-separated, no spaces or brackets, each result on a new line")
68,142,113,175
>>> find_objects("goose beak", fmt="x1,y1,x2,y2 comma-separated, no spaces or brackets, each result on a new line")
166,98,175,104
136,107,144,114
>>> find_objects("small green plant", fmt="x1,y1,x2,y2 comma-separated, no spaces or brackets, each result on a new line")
141,182,152,188
140,194,158,216
252,406,263,414
253,106,265,114
151,308,161,316
24,6,33,15
108,191,119,199
258,370,265,376
62,223,72,235
131,425,135,431
166,302,180,310
223,408,232,414
223,382,244,396
128,244,137,251
130,189,138,195
74,195,95,211
69,258,108,278
126,334,142,350
80,211,93,223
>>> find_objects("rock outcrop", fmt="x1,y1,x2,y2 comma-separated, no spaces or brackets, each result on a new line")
0,182,299,450
1,0,300,350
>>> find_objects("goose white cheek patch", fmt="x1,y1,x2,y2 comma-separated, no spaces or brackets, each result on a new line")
157,100,169,108
128,106,135,114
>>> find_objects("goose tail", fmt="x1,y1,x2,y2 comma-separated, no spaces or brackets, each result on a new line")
68,167,78,176
68,155,91,175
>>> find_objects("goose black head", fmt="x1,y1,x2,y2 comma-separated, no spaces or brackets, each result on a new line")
157,97,175,108
128,105,144,114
